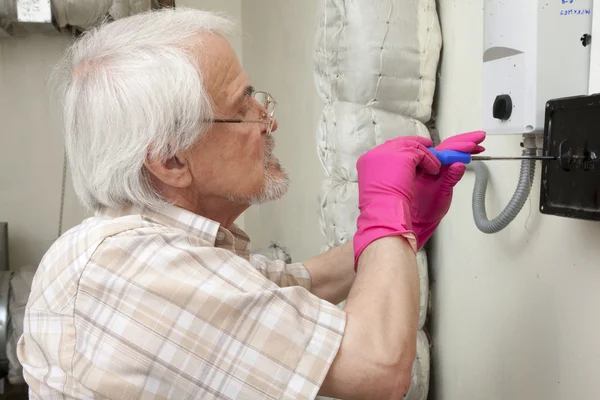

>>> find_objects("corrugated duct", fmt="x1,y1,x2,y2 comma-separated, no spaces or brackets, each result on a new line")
313,0,441,398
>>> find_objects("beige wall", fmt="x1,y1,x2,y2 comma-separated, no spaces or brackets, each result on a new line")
430,2,600,399
241,0,325,261
0,0,243,270
0,33,87,270
177,0,243,56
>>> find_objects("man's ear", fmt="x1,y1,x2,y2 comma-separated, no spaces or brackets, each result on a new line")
144,152,192,188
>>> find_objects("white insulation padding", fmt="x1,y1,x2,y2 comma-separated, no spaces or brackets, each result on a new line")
314,0,442,253
314,0,441,398
52,0,154,29
407,330,431,400
314,0,440,119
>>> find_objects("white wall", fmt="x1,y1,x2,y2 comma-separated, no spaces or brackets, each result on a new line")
430,2,600,399
0,0,243,270
241,0,325,262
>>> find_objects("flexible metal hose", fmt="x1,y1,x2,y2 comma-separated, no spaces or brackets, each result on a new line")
470,150,536,233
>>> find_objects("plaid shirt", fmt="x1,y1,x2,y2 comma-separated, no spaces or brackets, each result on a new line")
17,205,346,399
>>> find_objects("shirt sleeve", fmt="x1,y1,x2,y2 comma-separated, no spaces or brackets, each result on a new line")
250,253,313,291
74,230,346,400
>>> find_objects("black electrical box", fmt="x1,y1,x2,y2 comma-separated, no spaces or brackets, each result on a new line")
540,93,600,220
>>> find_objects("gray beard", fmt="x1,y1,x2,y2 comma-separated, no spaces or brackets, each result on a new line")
227,136,289,205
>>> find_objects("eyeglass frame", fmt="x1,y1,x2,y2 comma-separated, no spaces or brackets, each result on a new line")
207,90,277,136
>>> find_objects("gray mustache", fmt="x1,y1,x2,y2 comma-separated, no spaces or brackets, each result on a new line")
265,137,275,158
264,137,277,167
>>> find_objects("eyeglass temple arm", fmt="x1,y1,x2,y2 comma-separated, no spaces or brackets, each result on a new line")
211,119,270,123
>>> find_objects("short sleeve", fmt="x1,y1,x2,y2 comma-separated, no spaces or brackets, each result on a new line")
250,253,313,291
74,229,347,400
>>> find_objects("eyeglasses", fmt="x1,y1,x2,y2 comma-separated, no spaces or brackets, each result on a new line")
210,91,277,136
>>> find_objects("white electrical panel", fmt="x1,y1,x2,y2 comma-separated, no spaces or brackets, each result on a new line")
589,0,600,93
483,0,593,135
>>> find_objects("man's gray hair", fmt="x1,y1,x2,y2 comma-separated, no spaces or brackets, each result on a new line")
53,8,236,211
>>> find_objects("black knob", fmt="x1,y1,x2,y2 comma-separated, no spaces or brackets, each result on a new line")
581,33,591,47
493,94,513,120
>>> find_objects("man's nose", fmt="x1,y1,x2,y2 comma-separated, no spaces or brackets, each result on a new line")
271,118,278,133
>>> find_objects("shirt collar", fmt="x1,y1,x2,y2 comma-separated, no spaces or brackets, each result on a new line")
95,204,250,258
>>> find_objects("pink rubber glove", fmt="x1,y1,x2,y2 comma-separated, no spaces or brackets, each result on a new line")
353,136,441,269
411,131,487,249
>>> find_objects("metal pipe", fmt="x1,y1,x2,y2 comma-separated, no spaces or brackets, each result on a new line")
471,155,556,161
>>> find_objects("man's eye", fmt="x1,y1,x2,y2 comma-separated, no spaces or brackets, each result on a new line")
238,103,250,116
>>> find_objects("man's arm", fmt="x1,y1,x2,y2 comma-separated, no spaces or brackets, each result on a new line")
303,241,355,305
318,235,419,400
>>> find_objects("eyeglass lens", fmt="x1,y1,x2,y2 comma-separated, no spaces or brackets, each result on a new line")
254,92,275,134
254,92,274,117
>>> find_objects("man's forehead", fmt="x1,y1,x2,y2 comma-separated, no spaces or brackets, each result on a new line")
199,34,248,105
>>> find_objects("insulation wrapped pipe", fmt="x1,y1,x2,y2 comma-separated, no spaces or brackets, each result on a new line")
313,0,441,252
470,151,536,233
314,1,441,398
406,330,431,400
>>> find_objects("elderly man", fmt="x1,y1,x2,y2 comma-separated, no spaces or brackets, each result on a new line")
17,7,484,400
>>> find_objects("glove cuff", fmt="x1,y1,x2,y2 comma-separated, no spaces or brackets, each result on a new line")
353,199,417,271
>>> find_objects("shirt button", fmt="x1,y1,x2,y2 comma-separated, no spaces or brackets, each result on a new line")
217,232,225,240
